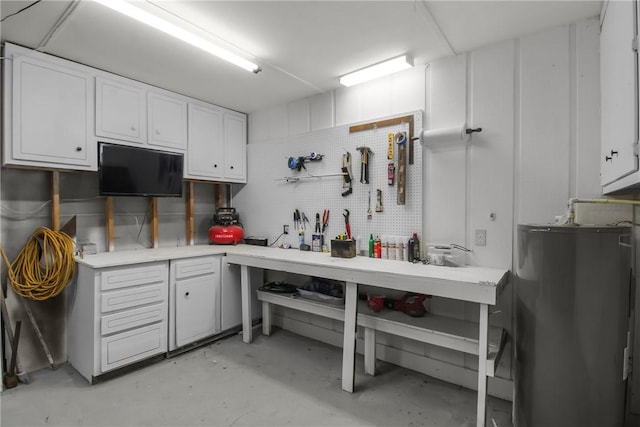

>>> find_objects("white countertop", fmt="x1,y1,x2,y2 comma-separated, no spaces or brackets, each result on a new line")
75,244,231,268
225,245,509,304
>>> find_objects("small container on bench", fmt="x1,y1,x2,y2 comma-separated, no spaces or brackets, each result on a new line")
331,239,356,258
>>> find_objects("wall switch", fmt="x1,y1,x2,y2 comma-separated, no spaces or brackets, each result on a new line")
283,224,289,235
475,229,487,246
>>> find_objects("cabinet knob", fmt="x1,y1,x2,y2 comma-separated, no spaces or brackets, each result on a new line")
185,291,190,297
230,165,234,170
76,147,82,152
155,130,160,135
214,164,217,168
131,126,136,131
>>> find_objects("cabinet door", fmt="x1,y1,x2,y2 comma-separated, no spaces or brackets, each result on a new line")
186,103,224,179
96,77,146,143
175,275,218,347
223,111,247,182
148,92,187,150
601,0,639,186
9,52,96,169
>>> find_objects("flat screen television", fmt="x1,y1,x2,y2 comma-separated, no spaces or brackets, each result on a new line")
98,143,184,197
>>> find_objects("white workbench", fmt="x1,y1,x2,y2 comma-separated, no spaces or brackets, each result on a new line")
224,245,509,427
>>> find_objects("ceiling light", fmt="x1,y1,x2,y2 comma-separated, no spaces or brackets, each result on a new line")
93,0,261,73
339,55,413,87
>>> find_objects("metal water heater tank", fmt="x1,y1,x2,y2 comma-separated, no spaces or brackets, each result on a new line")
515,225,632,427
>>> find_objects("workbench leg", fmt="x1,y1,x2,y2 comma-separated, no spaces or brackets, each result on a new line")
477,303,489,427
262,301,272,336
241,265,252,344
364,327,376,376
341,281,358,393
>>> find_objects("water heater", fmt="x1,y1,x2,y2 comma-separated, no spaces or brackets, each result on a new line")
515,225,632,427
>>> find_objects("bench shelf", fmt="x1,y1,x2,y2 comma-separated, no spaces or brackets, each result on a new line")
256,290,506,378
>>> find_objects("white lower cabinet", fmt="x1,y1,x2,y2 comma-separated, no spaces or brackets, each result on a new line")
68,262,169,383
169,256,221,351
69,253,246,383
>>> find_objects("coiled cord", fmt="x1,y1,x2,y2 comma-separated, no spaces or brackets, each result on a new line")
1,227,76,301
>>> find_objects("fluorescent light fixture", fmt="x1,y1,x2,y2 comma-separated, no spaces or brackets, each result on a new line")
93,0,261,73
339,55,413,87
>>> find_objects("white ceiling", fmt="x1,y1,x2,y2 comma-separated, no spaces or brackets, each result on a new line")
1,1,601,113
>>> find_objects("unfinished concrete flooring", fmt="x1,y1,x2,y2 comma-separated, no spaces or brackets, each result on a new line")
1,329,512,426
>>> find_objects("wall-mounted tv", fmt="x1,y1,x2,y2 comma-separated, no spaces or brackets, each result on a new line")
98,143,184,197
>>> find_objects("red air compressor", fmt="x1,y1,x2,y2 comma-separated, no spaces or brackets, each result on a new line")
209,207,244,245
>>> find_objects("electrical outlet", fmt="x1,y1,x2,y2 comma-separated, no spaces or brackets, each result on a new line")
283,224,289,235
475,229,487,246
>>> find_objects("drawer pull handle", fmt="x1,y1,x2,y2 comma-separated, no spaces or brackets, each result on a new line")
76,146,82,151
185,292,190,297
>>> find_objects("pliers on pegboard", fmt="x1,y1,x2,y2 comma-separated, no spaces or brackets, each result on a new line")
293,209,301,230
301,212,310,230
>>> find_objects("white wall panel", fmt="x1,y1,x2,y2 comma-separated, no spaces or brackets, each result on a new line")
468,40,515,269
248,109,270,143
424,54,467,247
391,66,426,115
335,84,362,126
268,104,289,140
518,26,571,224
360,76,392,121
575,18,602,198
425,149,467,245
288,99,310,135
309,91,334,131
427,54,467,129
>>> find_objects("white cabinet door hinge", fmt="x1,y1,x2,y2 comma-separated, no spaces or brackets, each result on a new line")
633,142,639,156
632,36,639,52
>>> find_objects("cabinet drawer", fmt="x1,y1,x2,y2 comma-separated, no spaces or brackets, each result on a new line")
101,263,167,291
101,283,166,313
173,256,219,280
101,303,166,335
101,323,166,373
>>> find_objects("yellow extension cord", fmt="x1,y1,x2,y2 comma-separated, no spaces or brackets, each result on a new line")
1,227,76,301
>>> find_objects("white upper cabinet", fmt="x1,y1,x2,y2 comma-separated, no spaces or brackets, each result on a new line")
3,43,245,183
3,44,96,170
96,77,146,144
601,0,640,193
223,111,247,183
186,103,224,180
148,92,188,151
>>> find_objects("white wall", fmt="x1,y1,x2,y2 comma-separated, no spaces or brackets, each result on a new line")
241,17,629,401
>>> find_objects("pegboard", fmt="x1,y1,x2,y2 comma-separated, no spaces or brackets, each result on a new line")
235,111,423,250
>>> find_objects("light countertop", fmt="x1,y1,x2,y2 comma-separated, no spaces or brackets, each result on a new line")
75,244,231,268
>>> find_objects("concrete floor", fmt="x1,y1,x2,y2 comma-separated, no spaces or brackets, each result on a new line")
0,329,513,427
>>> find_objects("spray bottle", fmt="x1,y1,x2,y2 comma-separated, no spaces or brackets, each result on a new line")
369,234,374,258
